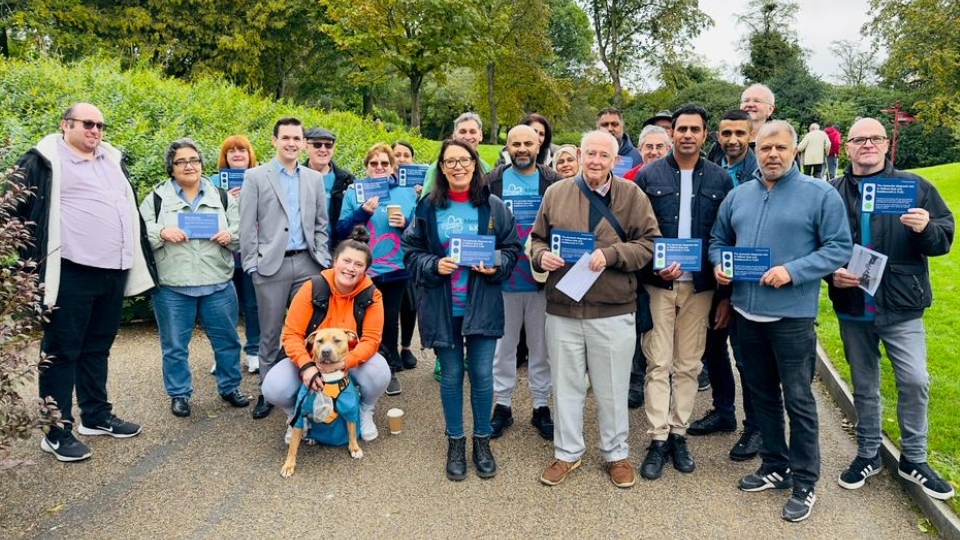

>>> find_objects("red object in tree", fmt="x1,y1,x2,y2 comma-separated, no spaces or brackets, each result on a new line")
880,102,916,166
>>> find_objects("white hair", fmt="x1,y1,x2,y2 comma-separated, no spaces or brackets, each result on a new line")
756,120,797,147
638,125,672,147
580,130,619,156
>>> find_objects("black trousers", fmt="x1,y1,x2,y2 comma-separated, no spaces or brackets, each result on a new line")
40,260,128,439
373,277,407,372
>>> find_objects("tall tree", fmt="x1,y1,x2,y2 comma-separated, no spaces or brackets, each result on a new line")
319,0,484,129
736,0,803,83
829,39,878,87
867,0,960,137
581,0,710,104
546,0,594,78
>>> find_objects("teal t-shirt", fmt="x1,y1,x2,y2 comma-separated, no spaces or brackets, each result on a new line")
436,201,480,317
501,168,541,293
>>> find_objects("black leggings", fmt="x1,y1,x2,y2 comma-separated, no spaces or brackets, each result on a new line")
400,280,417,348
373,277,407,372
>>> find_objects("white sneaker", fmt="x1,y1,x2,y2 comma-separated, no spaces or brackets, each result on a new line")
210,363,216,375
360,405,378,441
246,355,260,373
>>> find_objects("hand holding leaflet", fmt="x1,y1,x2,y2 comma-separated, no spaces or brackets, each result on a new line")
555,252,604,302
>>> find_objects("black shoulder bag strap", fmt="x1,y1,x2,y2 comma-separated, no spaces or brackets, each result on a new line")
574,175,626,241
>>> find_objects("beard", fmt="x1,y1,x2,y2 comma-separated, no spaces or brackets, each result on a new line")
510,153,535,169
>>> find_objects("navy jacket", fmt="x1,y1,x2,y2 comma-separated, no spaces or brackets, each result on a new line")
827,161,954,326
634,153,733,293
401,186,521,348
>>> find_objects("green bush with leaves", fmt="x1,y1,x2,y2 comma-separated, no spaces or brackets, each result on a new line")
0,167,60,473
0,56,436,196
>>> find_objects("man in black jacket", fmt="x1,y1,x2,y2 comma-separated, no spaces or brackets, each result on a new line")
304,127,355,250
828,118,955,500
633,104,733,480
15,103,157,462
486,125,563,441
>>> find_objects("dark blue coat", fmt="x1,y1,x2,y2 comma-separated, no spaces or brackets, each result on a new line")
401,186,521,348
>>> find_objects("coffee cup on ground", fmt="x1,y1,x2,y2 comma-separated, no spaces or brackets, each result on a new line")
387,408,404,434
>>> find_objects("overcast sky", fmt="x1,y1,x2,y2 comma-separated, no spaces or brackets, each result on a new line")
690,0,879,84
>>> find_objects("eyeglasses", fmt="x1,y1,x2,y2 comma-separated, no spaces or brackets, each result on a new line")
173,158,202,168
442,157,475,169
642,144,668,151
308,141,335,149
367,160,391,168
67,118,107,131
847,136,888,146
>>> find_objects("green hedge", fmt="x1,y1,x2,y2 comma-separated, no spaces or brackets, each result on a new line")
0,56,434,195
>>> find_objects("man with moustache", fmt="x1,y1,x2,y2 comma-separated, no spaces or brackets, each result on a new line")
531,130,659,489
240,117,331,420
634,104,733,480
708,84,776,164
689,109,762,462
597,107,642,171
486,125,563,440
711,120,852,522
828,118,954,500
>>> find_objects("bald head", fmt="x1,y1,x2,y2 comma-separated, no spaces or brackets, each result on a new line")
60,102,105,157
506,124,541,171
846,117,890,176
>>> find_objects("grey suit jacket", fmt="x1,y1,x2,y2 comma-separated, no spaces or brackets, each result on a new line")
239,160,330,276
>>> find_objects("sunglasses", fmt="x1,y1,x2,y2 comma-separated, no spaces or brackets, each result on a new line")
67,118,107,131
308,141,335,149
367,160,391,168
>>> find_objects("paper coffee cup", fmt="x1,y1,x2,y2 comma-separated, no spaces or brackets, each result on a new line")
387,205,402,220
387,408,405,434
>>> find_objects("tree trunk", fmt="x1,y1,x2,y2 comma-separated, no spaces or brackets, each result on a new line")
409,74,424,129
362,88,374,117
486,63,498,144
1,28,9,59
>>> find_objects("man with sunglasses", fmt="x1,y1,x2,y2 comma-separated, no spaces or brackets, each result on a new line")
303,127,354,250
14,102,157,462
828,118,955,500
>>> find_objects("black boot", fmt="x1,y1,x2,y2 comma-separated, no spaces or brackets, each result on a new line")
446,437,467,481
473,436,498,478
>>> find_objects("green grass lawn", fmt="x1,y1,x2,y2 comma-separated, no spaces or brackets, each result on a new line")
817,162,960,511
416,141,502,169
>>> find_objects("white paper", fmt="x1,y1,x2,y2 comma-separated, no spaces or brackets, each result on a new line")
555,253,604,302
847,244,888,296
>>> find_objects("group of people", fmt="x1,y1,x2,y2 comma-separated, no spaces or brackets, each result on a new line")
13,91,954,525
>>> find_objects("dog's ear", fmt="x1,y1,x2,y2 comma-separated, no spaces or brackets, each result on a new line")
345,330,359,349
305,330,319,356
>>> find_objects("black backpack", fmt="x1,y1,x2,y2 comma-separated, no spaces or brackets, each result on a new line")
305,275,376,338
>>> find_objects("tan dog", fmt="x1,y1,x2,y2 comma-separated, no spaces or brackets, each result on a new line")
281,328,363,478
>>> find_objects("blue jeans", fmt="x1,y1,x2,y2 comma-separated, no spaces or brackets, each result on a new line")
153,284,242,398
826,156,838,179
839,317,929,462
435,317,497,438
735,313,820,487
232,266,260,356
705,314,758,430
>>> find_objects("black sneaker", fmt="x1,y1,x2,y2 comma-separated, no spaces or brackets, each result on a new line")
669,433,695,473
781,485,817,522
739,465,794,492
688,409,737,436
697,369,711,392
729,429,762,461
898,458,956,500
490,404,514,439
78,415,142,438
838,454,883,490
41,432,92,462
385,374,402,396
400,349,418,369
531,406,554,440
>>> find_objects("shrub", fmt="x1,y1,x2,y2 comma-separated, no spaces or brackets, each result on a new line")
0,166,60,473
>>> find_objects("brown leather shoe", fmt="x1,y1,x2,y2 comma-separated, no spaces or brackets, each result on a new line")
540,458,582,486
607,459,636,488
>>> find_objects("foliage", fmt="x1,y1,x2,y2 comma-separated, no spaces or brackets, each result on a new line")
0,56,433,196
582,0,711,104
866,0,960,140
766,57,829,130
829,39,879,87
318,0,485,129
0,167,59,473
736,0,804,84
817,162,960,514
545,0,594,79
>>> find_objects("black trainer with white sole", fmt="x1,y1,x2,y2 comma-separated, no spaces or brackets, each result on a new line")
41,434,92,462
898,458,956,500
781,486,817,522
738,465,794,492
838,454,883,490
78,415,142,438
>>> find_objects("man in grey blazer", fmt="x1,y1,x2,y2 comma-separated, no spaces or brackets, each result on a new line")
239,117,331,419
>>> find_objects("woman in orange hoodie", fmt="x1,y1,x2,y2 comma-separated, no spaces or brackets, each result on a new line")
262,227,390,443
